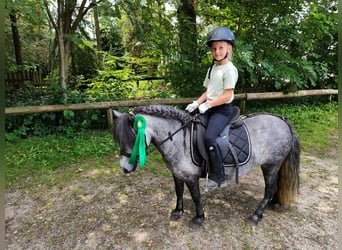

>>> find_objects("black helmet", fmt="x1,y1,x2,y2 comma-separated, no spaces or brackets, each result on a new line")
206,26,235,47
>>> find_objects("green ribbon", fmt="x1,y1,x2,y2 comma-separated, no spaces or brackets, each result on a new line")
129,115,147,167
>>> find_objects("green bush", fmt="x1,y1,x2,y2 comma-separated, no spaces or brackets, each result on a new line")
5,55,174,139
5,84,110,139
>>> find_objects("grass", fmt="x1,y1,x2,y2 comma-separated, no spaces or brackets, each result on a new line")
5,101,338,189
5,130,118,188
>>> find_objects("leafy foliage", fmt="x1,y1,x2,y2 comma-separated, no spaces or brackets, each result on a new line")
5,75,109,139
5,0,48,69
70,40,99,79
5,53,172,139
5,0,337,94
197,0,337,93
5,0,337,138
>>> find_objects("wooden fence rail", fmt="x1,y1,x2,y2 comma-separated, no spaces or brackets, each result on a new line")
5,89,337,115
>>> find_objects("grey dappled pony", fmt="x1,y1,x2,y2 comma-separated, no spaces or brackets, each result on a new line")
112,105,300,226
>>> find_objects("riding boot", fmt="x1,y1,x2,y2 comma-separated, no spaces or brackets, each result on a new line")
207,143,227,188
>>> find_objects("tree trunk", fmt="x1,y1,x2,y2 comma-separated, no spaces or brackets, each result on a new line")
93,0,103,70
59,40,71,100
10,13,23,65
177,0,197,62
45,0,96,100
56,0,70,99
176,0,198,96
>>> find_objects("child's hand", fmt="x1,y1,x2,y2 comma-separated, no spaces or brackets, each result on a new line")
199,103,210,113
185,101,199,112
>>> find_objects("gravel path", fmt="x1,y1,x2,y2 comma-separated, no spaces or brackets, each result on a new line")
6,147,337,249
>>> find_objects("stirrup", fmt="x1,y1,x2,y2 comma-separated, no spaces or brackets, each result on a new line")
203,178,228,190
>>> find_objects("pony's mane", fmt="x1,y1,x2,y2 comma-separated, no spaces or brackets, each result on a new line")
113,105,191,148
133,105,192,124
113,113,136,148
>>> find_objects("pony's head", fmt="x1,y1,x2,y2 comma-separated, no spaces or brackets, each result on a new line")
112,105,192,173
112,110,139,173
112,110,153,173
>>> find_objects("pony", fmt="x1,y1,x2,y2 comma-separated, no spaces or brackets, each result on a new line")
112,105,300,226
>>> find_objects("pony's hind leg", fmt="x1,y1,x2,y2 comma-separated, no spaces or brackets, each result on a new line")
267,190,281,209
170,175,184,221
248,165,279,225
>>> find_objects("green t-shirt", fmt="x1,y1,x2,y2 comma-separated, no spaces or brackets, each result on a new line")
203,61,238,103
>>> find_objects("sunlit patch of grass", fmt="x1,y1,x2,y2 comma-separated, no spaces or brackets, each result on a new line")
5,130,116,188
88,168,113,180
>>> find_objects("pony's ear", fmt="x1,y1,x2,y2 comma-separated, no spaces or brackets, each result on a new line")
112,110,124,118
127,114,136,126
112,109,135,127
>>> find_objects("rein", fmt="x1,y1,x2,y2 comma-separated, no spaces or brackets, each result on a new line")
147,118,192,154
129,115,193,167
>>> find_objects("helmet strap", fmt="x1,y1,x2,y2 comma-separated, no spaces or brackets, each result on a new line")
217,52,228,62
208,52,229,79
208,59,215,80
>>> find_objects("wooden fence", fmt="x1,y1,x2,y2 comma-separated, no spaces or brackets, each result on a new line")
5,89,337,115
5,89,337,129
5,68,45,87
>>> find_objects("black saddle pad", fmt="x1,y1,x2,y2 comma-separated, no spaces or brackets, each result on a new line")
190,115,251,168
216,123,251,167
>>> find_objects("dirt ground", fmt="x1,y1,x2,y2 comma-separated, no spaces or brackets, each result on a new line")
5,141,338,249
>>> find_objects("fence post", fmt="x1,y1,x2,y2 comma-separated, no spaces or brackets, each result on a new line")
107,108,113,131
239,99,246,113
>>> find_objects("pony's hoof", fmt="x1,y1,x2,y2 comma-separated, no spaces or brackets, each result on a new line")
189,217,203,228
170,210,183,221
268,202,280,210
247,214,260,225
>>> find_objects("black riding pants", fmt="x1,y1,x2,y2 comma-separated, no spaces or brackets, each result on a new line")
204,103,232,149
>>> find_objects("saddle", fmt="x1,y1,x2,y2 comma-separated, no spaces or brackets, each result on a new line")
190,106,251,183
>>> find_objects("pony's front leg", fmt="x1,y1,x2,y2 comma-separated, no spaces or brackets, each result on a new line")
185,179,204,227
170,175,184,221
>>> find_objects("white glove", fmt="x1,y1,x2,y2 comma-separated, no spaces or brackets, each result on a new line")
185,101,199,113
199,103,210,113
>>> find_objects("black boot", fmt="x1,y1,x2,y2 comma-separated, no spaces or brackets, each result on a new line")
206,143,227,189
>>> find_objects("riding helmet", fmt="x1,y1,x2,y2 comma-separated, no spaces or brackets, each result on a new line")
206,26,235,47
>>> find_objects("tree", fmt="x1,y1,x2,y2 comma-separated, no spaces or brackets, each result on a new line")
5,0,49,69
9,12,23,65
298,0,338,89
44,0,99,96
173,0,202,96
196,0,337,93
5,0,337,100
92,0,103,69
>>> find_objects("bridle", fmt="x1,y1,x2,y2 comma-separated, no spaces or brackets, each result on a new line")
120,116,193,166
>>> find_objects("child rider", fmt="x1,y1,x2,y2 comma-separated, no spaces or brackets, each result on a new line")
186,26,238,189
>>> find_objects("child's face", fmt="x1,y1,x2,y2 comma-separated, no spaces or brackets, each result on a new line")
210,41,231,62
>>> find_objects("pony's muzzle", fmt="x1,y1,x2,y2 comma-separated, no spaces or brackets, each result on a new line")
120,156,137,173
122,168,131,174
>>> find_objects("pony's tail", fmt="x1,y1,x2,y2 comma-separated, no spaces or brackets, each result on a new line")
278,132,301,207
